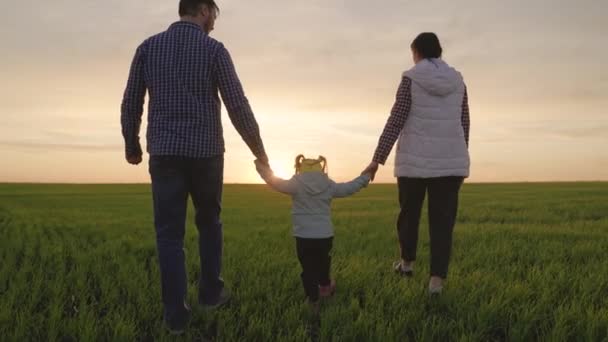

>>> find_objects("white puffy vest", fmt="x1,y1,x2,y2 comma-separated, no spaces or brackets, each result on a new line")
394,59,470,178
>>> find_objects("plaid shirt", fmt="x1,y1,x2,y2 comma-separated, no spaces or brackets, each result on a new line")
372,77,470,164
121,21,266,160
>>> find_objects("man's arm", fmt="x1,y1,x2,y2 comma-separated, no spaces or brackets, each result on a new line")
255,161,297,195
120,43,147,164
461,86,470,147
215,44,267,161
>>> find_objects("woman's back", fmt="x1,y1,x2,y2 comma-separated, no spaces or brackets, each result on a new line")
394,58,470,178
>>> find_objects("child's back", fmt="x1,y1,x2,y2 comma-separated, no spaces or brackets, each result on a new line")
280,172,369,238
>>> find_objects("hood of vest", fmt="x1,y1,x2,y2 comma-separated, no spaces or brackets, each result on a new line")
403,58,463,97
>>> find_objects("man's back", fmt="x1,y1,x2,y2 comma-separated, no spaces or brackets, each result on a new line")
144,22,223,157
121,21,265,160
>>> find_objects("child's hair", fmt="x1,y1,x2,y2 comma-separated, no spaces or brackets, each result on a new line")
295,154,327,175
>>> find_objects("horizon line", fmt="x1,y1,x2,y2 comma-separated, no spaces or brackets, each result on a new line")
1,180,607,186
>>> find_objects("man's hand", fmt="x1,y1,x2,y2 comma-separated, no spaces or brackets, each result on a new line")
361,161,379,181
254,159,271,174
126,154,143,165
256,154,270,167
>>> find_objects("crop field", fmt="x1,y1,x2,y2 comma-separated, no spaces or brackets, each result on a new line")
0,182,607,341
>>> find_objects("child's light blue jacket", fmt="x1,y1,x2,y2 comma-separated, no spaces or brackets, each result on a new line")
260,171,370,238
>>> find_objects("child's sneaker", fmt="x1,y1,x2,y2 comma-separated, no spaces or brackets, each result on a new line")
393,261,414,277
319,280,336,298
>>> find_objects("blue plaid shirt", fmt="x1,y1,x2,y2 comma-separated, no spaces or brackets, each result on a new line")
121,21,267,160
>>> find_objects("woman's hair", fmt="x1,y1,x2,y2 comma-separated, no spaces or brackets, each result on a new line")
295,155,328,175
411,32,443,59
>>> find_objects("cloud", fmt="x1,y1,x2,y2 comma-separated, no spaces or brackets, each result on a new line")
528,123,608,141
325,123,384,141
1,0,608,182
0,140,122,152
471,119,608,145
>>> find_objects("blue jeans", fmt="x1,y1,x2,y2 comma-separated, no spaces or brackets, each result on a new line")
149,155,224,325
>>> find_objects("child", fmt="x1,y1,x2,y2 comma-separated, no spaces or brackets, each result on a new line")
255,155,371,311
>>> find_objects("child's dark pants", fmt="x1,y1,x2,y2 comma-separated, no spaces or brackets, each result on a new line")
295,237,333,302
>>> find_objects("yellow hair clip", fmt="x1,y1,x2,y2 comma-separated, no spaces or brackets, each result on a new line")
295,155,327,174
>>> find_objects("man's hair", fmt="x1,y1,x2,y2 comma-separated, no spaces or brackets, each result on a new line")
179,0,220,17
411,32,443,59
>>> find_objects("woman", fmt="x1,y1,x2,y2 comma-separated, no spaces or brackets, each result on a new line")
362,32,470,294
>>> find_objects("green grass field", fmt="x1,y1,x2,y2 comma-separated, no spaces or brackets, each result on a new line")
1,182,607,341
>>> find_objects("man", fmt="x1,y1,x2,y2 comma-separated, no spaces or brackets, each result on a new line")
120,0,268,334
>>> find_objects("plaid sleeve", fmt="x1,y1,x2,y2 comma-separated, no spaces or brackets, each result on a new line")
461,85,470,147
372,77,412,165
215,44,267,160
120,43,147,157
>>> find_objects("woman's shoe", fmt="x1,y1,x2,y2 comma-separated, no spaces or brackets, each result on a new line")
428,277,444,295
393,261,414,277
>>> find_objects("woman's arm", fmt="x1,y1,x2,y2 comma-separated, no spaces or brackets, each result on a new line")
461,86,470,147
362,77,413,180
372,77,413,165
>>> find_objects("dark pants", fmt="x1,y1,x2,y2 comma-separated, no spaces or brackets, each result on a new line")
295,237,333,302
149,155,224,325
397,176,463,279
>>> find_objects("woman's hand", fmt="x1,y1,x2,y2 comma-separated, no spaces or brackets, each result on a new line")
361,161,379,181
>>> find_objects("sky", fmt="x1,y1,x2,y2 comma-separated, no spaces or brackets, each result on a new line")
0,0,607,184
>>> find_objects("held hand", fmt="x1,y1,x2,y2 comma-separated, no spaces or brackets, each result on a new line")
126,154,143,165
256,155,270,167
254,159,271,175
361,161,379,181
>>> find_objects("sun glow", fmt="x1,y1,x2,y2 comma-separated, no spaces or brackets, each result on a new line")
270,163,294,180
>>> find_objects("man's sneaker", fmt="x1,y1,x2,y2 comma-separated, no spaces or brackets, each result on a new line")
164,304,191,335
393,261,414,277
201,288,231,310
319,280,336,298
166,324,186,336
428,277,444,295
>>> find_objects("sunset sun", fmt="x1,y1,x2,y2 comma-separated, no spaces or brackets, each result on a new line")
270,162,293,180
